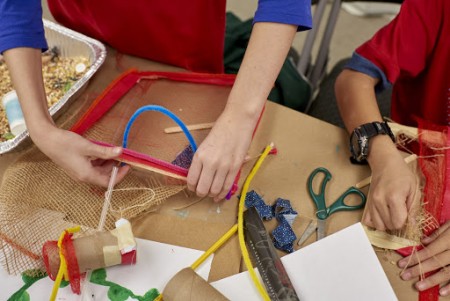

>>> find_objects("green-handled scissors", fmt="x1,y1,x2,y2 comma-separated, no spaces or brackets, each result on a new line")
307,167,366,240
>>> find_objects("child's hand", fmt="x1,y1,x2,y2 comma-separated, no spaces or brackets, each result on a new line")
364,142,417,230
398,221,450,296
34,125,130,187
186,106,256,202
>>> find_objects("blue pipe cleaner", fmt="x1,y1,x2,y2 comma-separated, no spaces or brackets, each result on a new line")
122,105,197,152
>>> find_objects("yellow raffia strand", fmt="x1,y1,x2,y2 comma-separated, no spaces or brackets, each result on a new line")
238,143,272,301
49,226,80,301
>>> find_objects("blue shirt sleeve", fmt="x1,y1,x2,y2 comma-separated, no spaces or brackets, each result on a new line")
254,0,312,31
0,0,47,54
345,52,392,93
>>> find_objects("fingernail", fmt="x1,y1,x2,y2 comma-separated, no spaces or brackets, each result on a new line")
416,282,426,291
401,271,411,280
113,147,122,155
398,259,407,268
440,288,449,296
422,236,432,243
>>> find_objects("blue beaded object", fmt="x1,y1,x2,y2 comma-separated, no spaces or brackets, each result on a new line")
171,145,195,169
245,190,298,253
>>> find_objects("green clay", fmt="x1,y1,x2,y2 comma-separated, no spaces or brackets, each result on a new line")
9,291,30,301
8,270,47,301
91,268,159,301
142,289,160,301
8,268,159,301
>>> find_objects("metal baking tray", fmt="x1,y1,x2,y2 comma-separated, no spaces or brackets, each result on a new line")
0,19,106,154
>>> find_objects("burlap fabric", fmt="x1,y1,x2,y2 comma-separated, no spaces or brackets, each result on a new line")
0,146,184,275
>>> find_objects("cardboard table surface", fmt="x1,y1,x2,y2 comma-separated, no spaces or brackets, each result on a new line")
0,48,418,300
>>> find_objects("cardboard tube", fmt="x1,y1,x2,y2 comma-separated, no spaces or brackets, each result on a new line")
73,231,119,272
163,268,228,301
44,231,121,276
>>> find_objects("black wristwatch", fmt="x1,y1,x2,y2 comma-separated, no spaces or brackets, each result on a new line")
350,121,395,163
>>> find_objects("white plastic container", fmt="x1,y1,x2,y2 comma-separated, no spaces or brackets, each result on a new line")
1,90,26,136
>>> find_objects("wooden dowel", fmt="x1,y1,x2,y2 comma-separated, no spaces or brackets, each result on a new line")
164,122,215,134
355,154,417,189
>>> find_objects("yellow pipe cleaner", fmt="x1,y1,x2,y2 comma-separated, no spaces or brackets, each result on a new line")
154,294,163,301
49,226,80,301
237,143,272,301
191,224,238,270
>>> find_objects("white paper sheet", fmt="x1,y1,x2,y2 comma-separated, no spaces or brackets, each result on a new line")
0,238,213,301
211,222,398,301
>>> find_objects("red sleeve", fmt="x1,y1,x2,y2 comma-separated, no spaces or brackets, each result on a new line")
355,0,443,84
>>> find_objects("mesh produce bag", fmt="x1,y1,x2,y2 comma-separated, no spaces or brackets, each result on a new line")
414,121,450,301
386,120,450,301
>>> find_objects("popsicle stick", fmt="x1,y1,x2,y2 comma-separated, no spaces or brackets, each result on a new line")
355,154,417,189
164,122,215,134
388,122,418,139
118,158,187,181
388,121,444,145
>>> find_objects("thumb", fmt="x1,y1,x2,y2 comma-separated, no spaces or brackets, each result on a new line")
87,143,123,160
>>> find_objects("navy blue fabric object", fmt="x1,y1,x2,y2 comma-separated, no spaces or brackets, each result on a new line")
0,0,47,54
272,198,298,253
345,52,392,93
245,191,298,253
254,0,312,31
244,190,273,221
171,145,195,169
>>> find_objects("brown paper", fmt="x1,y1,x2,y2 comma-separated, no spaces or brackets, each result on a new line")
163,268,228,301
131,203,241,282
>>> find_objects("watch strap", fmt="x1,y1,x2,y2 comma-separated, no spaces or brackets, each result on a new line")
350,121,395,164
365,122,391,138
357,121,395,142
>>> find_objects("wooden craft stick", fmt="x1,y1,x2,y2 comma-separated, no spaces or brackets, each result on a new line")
388,122,418,139
164,122,215,134
388,121,443,145
355,154,417,189
118,159,187,181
